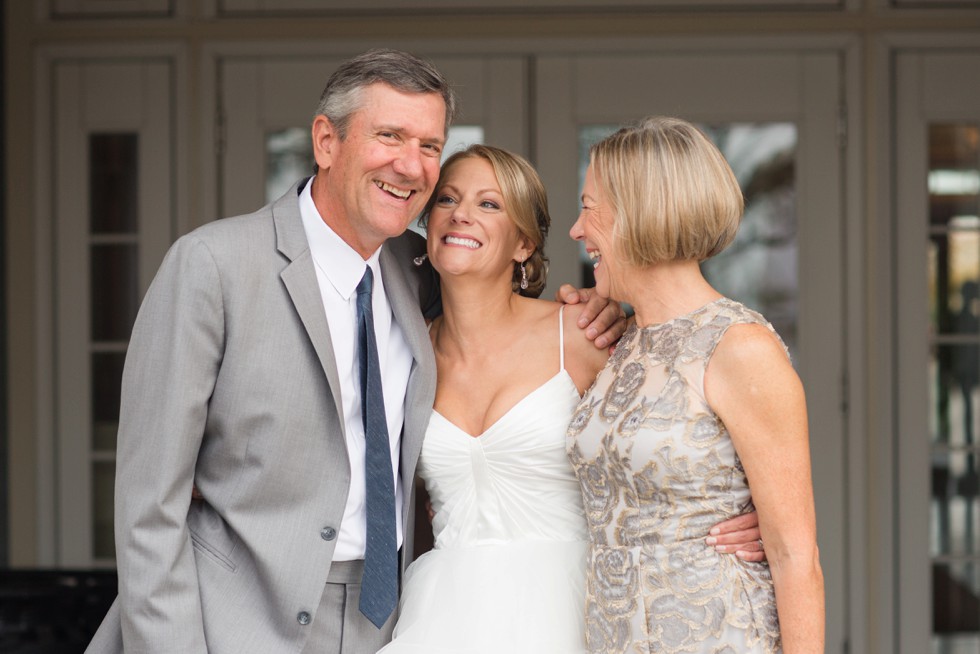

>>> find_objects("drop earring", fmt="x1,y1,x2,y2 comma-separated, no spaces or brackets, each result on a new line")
520,258,528,290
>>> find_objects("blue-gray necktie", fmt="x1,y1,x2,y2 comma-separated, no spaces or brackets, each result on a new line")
355,267,398,628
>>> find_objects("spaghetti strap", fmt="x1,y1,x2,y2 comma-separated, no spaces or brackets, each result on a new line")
558,305,566,373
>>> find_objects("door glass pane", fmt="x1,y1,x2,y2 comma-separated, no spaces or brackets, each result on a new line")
578,122,798,356
930,229,980,336
930,123,980,650
90,133,138,234
92,352,125,452
90,244,139,341
933,562,980,653
89,131,140,562
266,128,313,204
93,461,115,559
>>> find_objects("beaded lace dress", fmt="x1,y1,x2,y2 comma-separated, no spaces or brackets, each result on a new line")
567,298,783,654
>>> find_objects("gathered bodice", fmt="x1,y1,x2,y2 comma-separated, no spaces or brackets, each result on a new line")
419,371,588,550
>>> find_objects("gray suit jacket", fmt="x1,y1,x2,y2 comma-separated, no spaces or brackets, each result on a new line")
86,181,438,653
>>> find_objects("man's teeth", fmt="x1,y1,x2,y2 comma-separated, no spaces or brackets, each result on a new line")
445,235,481,249
376,181,411,199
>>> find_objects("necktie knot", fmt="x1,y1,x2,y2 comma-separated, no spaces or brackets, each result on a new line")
357,266,374,299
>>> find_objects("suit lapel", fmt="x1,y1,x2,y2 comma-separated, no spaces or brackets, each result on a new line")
274,183,347,432
380,246,435,497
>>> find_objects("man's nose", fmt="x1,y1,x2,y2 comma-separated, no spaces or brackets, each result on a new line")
393,142,424,179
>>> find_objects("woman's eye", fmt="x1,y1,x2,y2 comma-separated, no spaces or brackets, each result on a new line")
480,201,500,210
436,194,456,205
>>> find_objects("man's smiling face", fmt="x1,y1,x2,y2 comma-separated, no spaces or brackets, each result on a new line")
312,82,447,257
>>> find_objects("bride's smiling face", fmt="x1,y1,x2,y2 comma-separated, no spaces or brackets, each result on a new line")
426,156,530,285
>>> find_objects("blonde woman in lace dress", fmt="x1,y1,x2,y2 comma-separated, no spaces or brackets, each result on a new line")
566,117,824,654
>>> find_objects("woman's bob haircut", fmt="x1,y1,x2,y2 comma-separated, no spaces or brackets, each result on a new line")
589,115,744,266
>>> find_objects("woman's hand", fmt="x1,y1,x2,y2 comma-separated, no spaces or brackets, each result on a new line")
706,512,767,562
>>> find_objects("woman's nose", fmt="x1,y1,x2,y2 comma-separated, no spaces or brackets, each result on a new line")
450,203,472,224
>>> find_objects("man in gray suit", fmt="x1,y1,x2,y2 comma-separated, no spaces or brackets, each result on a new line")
87,49,624,654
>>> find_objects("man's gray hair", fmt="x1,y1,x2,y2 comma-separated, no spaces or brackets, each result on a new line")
314,48,459,139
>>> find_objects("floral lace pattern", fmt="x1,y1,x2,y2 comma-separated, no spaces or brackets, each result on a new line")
567,298,783,654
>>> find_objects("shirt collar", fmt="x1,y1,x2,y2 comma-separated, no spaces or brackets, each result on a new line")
299,178,382,300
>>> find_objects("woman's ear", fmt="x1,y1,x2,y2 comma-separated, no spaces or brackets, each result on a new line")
514,237,535,264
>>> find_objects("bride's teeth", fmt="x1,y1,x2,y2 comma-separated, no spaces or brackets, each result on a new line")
377,181,411,199
445,235,481,249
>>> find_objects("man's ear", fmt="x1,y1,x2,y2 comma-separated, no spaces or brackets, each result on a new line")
312,115,337,171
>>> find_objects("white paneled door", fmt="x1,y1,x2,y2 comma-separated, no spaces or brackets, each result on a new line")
51,57,176,566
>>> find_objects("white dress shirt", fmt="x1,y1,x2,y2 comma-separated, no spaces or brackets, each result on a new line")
299,179,413,560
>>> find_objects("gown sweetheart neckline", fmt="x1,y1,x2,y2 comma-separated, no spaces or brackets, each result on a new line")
430,370,578,440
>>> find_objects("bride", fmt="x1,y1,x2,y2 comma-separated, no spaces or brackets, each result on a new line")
378,145,761,653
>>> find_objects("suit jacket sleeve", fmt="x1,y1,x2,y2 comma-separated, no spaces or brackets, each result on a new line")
113,233,223,652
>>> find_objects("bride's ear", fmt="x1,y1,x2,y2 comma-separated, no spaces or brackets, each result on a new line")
514,237,535,264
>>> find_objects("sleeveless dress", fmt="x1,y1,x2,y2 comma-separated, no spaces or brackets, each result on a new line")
379,308,589,654
566,298,783,654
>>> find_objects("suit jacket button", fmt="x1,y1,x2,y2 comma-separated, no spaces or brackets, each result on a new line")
297,611,312,626
320,526,337,541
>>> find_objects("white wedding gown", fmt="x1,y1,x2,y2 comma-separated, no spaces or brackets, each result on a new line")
379,312,589,653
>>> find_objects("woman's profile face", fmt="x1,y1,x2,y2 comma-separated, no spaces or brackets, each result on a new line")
426,156,529,286
570,163,619,299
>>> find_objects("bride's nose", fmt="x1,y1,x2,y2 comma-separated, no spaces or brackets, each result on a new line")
450,203,473,225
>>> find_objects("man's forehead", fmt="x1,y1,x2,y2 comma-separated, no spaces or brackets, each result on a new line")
356,84,447,135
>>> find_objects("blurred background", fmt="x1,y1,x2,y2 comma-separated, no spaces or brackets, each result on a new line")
2,1,980,652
